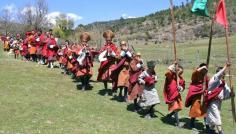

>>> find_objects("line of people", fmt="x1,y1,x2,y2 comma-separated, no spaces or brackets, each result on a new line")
1,29,234,134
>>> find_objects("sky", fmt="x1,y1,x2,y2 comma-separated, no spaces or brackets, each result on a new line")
0,0,186,26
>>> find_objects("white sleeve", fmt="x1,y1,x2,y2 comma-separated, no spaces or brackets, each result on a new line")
138,72,146,84
136,63,142,69
120,51,125,57
126,51,132,58
154,75,158,81
98,50,108,62
208,70,224,91
111,51,116,57
78,49,83,55
218,83,231,100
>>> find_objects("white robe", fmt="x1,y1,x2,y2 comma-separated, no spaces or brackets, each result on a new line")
138,71,160,108
206,69,231,126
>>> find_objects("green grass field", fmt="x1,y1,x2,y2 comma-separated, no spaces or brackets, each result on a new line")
0,35,236,134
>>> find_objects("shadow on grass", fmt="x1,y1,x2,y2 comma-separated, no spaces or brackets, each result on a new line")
76,84,93,91
126,103,165,119
110,95,126,102
160,116,206,133
97,88,113,96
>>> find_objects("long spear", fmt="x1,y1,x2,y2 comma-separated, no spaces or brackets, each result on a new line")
227,0,236,122
224,27,236,122
201,2,217,107
169,0,179,85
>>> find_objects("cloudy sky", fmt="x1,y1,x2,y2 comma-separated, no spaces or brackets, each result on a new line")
0,0,185,26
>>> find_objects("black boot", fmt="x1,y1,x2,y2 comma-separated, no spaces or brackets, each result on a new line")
124,87,128,102
104,82,108,95
81,77,85,91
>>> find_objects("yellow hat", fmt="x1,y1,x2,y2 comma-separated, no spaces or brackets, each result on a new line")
120,41,127,46
136,52,141,56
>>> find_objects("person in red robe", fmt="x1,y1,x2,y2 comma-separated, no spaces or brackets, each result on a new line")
22,32,31,61
128,52,144,111
12,40,20,59
111,41,132,101
76,32,94,91
185,63,209,130
47,34,58,68
97,30,118,95
163,63,185,127
61,40,70,74
28,30,37,62
70,44,80,79
36,30,44,64
41,31,49,65
57,44,65,68
12,34,21,59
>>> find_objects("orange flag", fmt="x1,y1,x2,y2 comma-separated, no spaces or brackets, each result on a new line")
215,0,228,28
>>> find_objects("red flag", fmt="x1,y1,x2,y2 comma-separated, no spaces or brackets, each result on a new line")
215,0,228,28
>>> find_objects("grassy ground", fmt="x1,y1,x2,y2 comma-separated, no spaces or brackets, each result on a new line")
0,35,236,134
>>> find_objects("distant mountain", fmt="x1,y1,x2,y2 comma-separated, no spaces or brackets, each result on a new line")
76,0,236,43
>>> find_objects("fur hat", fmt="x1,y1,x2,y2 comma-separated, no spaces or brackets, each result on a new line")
103,30,115,40
80,32,91,42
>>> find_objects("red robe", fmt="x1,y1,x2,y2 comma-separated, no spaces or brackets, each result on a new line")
110,49,132,90
47,38,58,61
21,38,29,56
76,44,94,77
163,71,185,104
97,43,118,81
62,47,69,66
40,34,48,57
128,58,143,101
185,69,209,107
204,81,225,107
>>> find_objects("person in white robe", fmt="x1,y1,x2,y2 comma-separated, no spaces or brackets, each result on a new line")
206,63,234,134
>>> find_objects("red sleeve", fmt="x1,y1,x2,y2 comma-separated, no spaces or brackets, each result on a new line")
179,77,185,89
191,69,200,83
165,71,173,81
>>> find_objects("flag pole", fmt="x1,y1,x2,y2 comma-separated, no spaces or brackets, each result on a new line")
224,27,236,122
169,0,179,85
206,14,214,66
201,2,217,107
228,0,236,123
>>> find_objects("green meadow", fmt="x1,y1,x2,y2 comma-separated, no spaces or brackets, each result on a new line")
0,35,236,134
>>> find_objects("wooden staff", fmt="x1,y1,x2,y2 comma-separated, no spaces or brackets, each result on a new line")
169,0,177,62
169,0,179,85
229,0,233,36
224,27,236,122
201,2,217,107
206,16,215,66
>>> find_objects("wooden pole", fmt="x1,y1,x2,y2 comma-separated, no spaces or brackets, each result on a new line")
169,0,177,62
169,0,179,85
229,0,233,36
201,2,217,107
206,17,215,66
224,27,236,122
